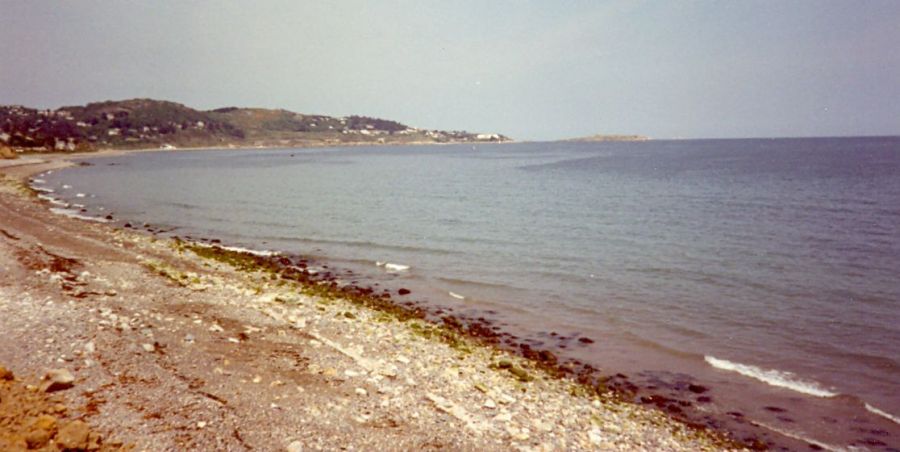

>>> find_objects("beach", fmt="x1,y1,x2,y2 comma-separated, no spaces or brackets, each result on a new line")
0,153,738,450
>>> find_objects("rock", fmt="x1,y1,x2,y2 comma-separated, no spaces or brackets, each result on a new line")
56,421,91,450
484,399,496,409
0,366,13,380
398,288,411,295
42,369,75,392
286,440,304,452
84,341,95,354
688,383,708,394
24,415,57,449
497,359,513,369
509,366,531,382
141,343,155,352
355,388,368,396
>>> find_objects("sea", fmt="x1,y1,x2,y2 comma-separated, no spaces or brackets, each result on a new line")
37,137,900,449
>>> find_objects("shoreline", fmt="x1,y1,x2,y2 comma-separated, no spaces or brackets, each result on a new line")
1,152,758,450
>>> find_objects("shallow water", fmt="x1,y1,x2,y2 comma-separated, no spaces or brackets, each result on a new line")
42,137,900,448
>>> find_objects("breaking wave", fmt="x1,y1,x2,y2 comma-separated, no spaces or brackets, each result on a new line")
192,242,278,257
376,261,410,272
704,356,838,397
49,207,109,223
865,403,900,425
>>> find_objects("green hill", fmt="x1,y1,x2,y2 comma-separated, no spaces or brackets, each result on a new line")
0,99,510,152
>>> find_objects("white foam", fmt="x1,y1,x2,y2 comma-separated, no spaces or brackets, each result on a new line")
62,184,72,189
376,261,410,272
219,244,278,257
865,403,900,425
193,242,278,257
752,421,842,452
37,194,69,207
704,356,838,398
31,178,46,184
75,193,86,198
49,207,109,223
448,291,465,300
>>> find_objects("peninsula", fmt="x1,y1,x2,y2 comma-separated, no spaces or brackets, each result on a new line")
0,99,511,154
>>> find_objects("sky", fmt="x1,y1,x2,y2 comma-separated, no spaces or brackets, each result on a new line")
1,1,898,140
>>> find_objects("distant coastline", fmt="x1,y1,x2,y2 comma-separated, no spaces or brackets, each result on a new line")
0,98,512,155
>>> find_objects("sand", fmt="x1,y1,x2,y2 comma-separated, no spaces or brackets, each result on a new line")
0,153,740,451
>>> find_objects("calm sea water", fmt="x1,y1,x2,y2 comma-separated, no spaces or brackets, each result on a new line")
41,137,900,447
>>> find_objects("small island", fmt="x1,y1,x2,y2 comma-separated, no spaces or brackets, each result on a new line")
566,134,650,142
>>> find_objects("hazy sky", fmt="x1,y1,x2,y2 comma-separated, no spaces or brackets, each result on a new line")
1,1,898,140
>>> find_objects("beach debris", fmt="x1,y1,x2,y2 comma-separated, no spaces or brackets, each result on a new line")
42,369,75,392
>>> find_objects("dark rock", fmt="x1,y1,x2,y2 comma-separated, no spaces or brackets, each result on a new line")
764,406,787,413
687,383,708,393
577,337,595,344
105,214,113,220
398,288,411,295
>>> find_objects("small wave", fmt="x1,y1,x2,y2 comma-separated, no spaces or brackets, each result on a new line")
448,291,466,300
31,178,46,184
193,242,278,257
49,208,109,223
865,403,900,425
704,356,838,397
32,186,54,193
752,421,842,452
38,195,69,207
376,261,410,272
